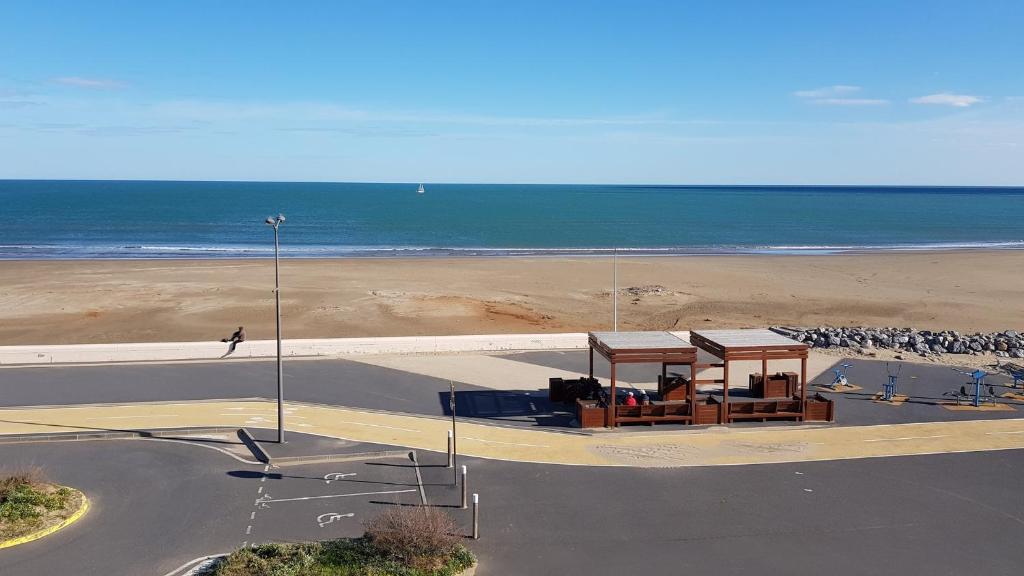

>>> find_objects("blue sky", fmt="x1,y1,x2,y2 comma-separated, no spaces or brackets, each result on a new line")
1,0,1022,184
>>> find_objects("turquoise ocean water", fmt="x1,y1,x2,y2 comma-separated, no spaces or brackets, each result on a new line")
1,180,1022,259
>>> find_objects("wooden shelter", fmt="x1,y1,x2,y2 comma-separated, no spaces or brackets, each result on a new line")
689,329,809,422
588,331,697,426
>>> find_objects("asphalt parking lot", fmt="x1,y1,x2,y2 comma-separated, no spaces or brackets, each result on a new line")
0,433,424,576
241,457,424,545
2,431,1023,576
417,447,1024,576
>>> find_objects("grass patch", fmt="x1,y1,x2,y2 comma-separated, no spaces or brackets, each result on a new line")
0,466,83,541
206,507,475,576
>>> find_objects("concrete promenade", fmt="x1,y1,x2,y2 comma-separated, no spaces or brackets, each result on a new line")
0,332,590,365
0,330,838,391
3,399,1024,467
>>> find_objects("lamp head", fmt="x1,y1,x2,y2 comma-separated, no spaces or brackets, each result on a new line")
265,216,275,225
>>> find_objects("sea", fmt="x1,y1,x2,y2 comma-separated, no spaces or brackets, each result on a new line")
1,180,1022,259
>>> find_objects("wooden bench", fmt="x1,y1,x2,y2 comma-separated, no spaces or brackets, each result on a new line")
726,399,803,422
614,402,693,426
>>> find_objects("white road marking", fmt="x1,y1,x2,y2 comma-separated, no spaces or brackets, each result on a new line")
324,472,357,484
245,525,252,535
862,435,951,443
138,438,260,465
334,421,421,433
159,554,228,576
317,512,354,527
250,511,256,520
256,489,415,506
985,430,1024,435
84,414,179,420
257,486,263,494
461,436,550,448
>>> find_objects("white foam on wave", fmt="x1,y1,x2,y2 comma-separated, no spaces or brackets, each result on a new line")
1,240,1023,260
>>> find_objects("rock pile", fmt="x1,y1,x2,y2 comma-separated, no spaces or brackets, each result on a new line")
623,285,669,296
771,326,1024,359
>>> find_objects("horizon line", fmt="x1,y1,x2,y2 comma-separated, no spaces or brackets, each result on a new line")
1,178,1023,189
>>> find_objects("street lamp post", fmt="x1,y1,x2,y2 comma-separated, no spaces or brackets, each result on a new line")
265,214,286,443
613,247,618,332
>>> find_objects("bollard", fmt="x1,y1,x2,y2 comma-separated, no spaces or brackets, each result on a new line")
460,465,468,509
447,430,454,468
472,493,479,539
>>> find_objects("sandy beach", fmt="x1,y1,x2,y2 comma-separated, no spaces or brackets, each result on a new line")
0,251,1021,345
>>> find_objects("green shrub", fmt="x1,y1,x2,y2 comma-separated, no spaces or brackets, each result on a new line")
363,507,459,571
209,508,475,576
210,538,475,576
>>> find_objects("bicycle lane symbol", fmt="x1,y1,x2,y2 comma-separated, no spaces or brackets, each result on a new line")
317,512,355,527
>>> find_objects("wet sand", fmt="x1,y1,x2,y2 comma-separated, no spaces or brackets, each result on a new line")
0,251,1021,345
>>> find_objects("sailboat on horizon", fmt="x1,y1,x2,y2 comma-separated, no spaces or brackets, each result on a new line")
417,183,425,194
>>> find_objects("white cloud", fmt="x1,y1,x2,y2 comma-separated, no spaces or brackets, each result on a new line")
793,85,862,99
813,98,888,106
909,93,983,107
52,76,126,90
794,85,888,106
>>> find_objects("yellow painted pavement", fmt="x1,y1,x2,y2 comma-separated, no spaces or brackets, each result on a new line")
2,400,1024,467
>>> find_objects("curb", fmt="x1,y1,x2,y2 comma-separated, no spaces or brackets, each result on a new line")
0,426,239,445
236,428,270,464
271,449,412,467
0,489,89,549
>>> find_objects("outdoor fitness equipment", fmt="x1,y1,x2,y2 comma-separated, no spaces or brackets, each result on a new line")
997,362,1024,388
882,363,901,401
829,363,852,390
950,368,992,407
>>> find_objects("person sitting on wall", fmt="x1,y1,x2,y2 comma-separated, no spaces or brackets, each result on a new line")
624,391,638,406
221,326,246,357
640,392,651,405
